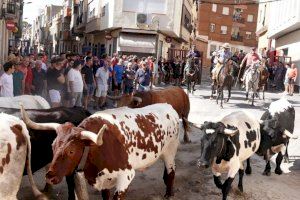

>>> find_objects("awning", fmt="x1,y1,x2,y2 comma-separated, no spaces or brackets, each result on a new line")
119,33,156,54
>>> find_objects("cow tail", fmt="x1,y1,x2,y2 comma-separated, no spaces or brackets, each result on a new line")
24,131,48,199
182,116,189,132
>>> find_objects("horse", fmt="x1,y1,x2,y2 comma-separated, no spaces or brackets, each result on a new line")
211,60,234,108
258,64,270,100
185,58,199,93
245,63,260,106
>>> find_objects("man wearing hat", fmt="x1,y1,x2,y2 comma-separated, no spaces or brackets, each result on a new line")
240,47,261,84
46,56,65,107
211,43,232,84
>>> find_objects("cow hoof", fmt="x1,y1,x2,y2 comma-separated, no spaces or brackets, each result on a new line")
164,193,174,199
275,168,283,175
238,185,244,193
183,139,191,144
262,171,271,176
245,167,252,175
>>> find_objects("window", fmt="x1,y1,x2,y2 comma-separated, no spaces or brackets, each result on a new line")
222,7,229,15
210,23,215,32
247,14,254,22
210,44,217,56
212,4,217,12
182,5,192,33
246,31,252,39
221,26,227,34
101,5,106,17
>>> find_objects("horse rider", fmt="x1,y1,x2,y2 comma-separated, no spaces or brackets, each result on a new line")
182,45,200,83
240,47,261,86
211,43,232,86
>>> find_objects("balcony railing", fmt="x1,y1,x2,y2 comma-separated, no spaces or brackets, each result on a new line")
233,16,245,23
231,35,243,42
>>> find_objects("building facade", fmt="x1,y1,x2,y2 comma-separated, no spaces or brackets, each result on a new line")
196,0,258,66
0,0,24,63
257,0,300,88
70,0,197,59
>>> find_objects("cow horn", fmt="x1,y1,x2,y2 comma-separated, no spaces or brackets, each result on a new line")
224,128,239,136
133,96,142,103
80,124,108,145
106,95,122,100
20,103,60,131
283,130,298,139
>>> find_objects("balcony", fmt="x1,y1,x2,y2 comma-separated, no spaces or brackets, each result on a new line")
75,12,87,30
233,17,245,24
2,2,17,20
85,17,101,33
231,35,243,42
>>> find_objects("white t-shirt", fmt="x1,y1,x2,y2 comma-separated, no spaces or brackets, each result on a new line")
0,73,14,97
67,68,84,93
42,62,47,71
95,67,109,91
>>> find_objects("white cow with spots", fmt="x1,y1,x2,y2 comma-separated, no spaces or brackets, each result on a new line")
21,103,180,199
0,95,50,109
0,113,47,200
197,111,261,200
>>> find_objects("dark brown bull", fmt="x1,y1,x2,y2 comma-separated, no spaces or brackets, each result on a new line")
107,86,191,142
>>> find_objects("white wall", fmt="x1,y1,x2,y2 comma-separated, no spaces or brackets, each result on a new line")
268,0,300,38
98,0,182,37
276,29,300,86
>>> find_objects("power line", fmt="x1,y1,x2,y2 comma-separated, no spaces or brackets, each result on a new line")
199,0,285,6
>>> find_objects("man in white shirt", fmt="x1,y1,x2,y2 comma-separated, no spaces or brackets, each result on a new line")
67,60,84,107
95,62,109,109
0,62,15,97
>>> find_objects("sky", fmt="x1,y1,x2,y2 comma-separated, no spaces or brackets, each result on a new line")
23,0,64,24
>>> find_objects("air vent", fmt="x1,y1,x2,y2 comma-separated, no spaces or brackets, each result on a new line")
136,13,147,24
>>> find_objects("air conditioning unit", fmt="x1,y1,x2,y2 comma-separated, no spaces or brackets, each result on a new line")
136,13,147,24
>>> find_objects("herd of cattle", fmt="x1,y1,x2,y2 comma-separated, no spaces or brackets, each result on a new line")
0,87,297,200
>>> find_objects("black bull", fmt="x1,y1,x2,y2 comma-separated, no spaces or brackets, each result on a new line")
246,106,295,176
0,107,91,200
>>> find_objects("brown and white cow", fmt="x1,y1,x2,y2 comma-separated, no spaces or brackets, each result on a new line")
21,103,180,199
108,86,191,142
0,113,47,200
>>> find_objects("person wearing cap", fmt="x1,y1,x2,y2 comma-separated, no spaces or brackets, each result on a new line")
240,47,261,84
211,43,232,84
46,56,65,107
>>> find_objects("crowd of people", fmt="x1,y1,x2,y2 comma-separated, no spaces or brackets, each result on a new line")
0,51,191,110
